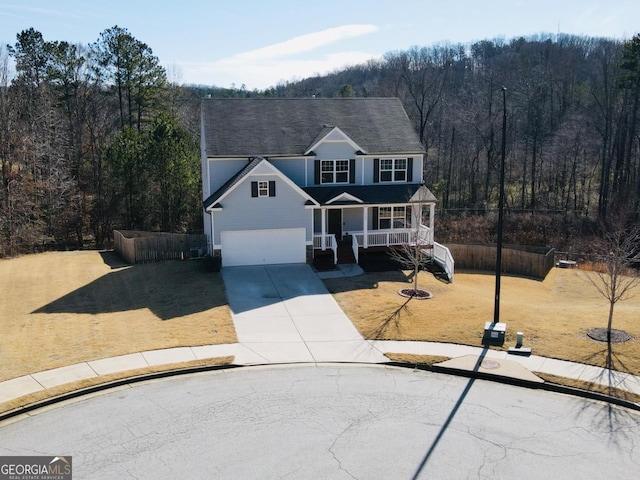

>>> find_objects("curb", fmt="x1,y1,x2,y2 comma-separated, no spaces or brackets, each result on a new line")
386,361,640,412
0,363,242,423
3,361,639,424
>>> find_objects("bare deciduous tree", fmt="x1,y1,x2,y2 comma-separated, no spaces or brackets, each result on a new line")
584,220,640,344
388,189,436,296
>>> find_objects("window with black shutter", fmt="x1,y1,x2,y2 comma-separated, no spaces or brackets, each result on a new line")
251,181,275,198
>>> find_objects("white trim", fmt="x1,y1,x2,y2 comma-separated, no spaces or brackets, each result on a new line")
257,180,269,197
326,192,364,204
319,159,350,184
379,157,408,183
377,205,408,230
305,126,366,155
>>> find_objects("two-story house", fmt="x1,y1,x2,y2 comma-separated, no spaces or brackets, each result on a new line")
201,97,453,280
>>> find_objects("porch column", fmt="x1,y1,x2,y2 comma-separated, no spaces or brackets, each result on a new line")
310,208,314,248
209,212,215,256
363,206,369,248
321,207,327,250
429,203,435,244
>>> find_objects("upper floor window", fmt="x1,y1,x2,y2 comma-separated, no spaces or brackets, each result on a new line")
380,158,407,182
321,160,349,184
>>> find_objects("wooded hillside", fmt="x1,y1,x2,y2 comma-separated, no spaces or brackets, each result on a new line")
1,28,639,256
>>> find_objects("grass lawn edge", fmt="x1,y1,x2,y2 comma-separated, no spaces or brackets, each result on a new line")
385,352,640,407
0,356,234,420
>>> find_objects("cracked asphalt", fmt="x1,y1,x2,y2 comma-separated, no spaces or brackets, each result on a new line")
1,364,639,479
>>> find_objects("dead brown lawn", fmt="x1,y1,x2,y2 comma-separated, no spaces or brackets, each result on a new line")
0,251,235,382
324,267,640,375
3,251,640,408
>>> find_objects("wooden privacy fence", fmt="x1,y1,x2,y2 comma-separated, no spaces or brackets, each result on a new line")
114,230,208,264
446,244,555,279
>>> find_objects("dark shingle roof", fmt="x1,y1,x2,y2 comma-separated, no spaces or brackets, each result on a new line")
302,184,437,205
201,98,425,157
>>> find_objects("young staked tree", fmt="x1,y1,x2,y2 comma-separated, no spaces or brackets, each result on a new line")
585,219,640,344
388,189,436,296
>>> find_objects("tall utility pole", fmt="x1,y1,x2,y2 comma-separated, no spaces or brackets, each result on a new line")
493,87,507,324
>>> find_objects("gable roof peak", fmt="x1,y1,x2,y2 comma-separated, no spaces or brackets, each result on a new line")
305,125,366,155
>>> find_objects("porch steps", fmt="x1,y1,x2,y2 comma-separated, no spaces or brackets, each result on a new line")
336,241,356,265
428,260,452,283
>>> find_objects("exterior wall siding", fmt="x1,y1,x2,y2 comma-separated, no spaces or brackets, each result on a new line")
313,207,376,234
208,158,250,194
342,208,362,234
212,175,311,245
269,158,306,185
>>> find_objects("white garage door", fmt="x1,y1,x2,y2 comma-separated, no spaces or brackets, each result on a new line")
221,228,306,266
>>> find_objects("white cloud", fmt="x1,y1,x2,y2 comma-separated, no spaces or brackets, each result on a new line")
234,24,378,61
175,24,380,89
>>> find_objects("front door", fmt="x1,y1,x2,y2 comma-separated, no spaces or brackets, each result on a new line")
328,209,342,240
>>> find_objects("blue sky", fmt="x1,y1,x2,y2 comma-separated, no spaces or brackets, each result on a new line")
1,0,639,90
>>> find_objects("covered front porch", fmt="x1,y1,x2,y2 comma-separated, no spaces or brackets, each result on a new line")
303,183,454,281
311,202,435,264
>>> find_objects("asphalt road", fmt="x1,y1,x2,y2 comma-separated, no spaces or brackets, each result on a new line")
1,365,639,479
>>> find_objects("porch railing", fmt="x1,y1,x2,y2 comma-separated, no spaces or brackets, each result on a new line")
350,233,359,263
351,225,432,248
433,241,455,282
313,226,453,280
313,233,338,264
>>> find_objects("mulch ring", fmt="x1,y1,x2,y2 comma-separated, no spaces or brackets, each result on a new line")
398,288,433,300
586,327,633,343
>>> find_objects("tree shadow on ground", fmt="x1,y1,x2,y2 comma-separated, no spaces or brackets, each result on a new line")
581,341,632,377
573,339,640,451
368,295,414,339
32,258,227,320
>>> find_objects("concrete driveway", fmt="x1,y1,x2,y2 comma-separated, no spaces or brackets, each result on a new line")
222,264,386,364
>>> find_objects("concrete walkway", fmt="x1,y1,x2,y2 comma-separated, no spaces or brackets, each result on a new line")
3,340,640,408
2,264,640,411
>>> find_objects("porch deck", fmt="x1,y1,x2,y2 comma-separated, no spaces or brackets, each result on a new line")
312,226,454,282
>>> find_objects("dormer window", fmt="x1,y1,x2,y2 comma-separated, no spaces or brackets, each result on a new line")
380,158,407,182
321,160,349,184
